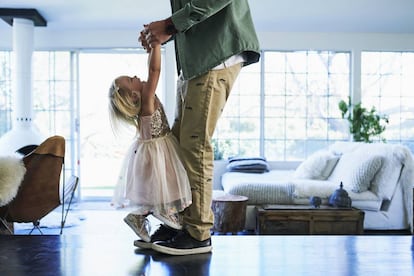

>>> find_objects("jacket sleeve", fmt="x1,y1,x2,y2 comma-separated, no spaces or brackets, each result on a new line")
171,0,233,32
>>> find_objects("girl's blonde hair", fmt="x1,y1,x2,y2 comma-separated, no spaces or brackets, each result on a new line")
108,78,141,133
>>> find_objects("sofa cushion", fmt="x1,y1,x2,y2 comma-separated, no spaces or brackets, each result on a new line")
221,170,295,204
364,144,406,199
351,199,383,212
292,179,338,198
293,150,340,180
330,142,408,200
328,151,382,193
292,178,381,209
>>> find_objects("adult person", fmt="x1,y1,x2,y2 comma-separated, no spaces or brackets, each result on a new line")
140,0,260,256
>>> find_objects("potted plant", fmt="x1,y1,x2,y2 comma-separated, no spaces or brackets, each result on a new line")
338,97,389,143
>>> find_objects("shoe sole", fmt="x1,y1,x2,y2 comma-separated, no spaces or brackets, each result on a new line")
152,213,182,230
134,240,152,249
151,242,212,256
124,217,151,243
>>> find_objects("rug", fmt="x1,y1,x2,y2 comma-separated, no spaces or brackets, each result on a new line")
13,211,85,231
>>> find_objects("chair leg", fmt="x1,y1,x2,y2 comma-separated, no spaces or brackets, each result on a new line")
0,218,14,234
28,220,43,235
60,175,79,235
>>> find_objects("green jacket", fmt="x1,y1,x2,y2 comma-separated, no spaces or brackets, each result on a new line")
170,0,260,80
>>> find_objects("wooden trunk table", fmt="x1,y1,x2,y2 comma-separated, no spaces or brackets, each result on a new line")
256,205,364,235
211,191,248,234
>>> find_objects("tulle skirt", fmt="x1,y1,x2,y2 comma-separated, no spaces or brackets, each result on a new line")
112,133,192,215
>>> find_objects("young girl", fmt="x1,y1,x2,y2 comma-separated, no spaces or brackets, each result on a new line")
108,44,192,243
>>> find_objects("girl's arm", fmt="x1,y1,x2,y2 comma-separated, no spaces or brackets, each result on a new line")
141,45,161,115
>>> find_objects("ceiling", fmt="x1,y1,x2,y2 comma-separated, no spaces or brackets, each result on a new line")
1,0,414,34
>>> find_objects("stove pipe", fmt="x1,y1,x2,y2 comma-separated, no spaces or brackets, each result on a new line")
0,18,44,155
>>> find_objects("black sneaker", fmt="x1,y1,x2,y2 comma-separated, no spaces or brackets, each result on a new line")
152,230,212,255
134,224,178,249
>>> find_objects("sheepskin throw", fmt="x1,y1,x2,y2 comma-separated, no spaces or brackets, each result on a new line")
0,156,26,206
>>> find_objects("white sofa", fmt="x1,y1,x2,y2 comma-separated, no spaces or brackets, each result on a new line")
220,142,414,233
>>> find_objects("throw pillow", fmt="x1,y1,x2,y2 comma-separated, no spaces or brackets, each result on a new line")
227,157,270,173
328,151,383,193
294,150,340,180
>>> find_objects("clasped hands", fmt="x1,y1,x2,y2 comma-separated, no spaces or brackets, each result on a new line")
139,19,172,52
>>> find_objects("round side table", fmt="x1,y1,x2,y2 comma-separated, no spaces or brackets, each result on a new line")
211,191,248,234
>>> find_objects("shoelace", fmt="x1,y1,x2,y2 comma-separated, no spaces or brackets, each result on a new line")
140,217,151,235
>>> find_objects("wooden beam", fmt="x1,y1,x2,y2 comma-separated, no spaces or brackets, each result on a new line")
0,8,47,27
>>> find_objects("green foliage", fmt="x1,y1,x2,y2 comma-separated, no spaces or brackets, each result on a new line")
338,97,389,143
212,139,233,160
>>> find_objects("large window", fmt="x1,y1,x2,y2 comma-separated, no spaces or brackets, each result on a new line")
0,51,73,137
0,49,159,197
0,51,12,134
32,51,77,181
361,51,414,151
33,52,73,139
213,60,262,159
2,48,414,197
214,50,351,161
0,51,76,179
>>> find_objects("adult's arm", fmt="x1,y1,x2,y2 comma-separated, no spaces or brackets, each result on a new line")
171,0,233,33
143,0,234,47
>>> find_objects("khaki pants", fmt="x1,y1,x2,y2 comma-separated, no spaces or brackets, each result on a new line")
172,63,242,241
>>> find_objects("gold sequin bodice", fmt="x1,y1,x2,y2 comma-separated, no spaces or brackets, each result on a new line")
150,104,170,138
139,103,170,140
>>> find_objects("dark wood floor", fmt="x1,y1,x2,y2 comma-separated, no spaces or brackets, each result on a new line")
0,235,413,276
0,201,413,276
